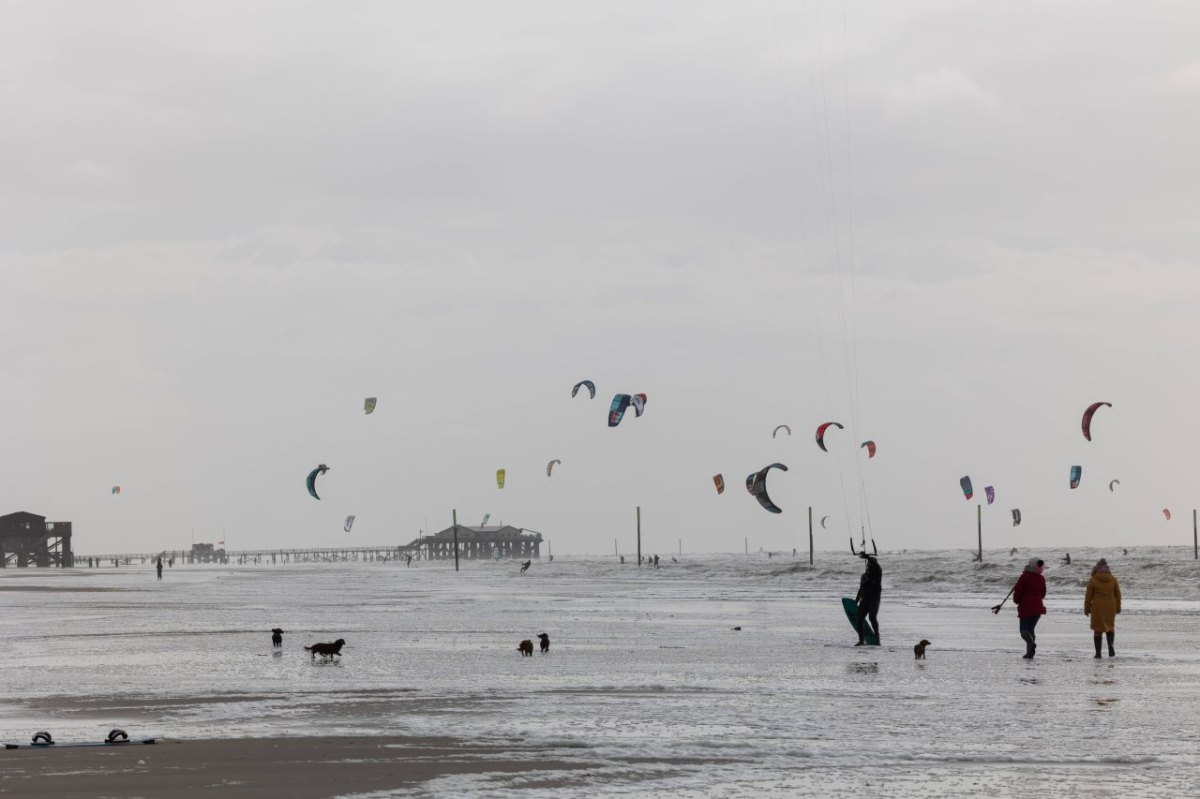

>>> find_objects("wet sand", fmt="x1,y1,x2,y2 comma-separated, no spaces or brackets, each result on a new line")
0,736,589,798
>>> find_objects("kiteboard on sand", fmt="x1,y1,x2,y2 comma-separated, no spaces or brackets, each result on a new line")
842,597,879,646
5,730,156,750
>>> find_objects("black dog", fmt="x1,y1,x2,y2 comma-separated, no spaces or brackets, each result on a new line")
271,628,284,648
305,638,346,661
537,633,550,654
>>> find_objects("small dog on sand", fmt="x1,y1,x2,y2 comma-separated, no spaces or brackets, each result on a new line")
518,639,534,657
537,633,550,654
914,640,931,660
271,628,284,648
305,638,345,661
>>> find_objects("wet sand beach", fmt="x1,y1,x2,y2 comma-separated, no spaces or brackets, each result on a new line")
1,736,587,798
4,552,1200,797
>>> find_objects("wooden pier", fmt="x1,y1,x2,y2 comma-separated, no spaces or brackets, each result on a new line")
76,525,543,567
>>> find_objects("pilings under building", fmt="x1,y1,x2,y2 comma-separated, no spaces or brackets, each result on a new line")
0,511,74,568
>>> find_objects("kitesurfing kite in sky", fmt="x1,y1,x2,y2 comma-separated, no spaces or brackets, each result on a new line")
712,474,724,494
631,393,647,417
344,515,355,532
496,469,506,489
482,513,491,526
985,486,995,505
746,463,788,513
609,394,631,427
571,380,596,400
1012,509,1022,527
364,397,377,414
960,476,974,500
1082,401,1112,441
821,515,830,529
111,486,121,495
773,425,791,439
306,465,329,500
1163,508,1172,520
861,440,876,458
546,459,561,477
1109,479,1120,492
1070,465,1082,489
815,422,843,452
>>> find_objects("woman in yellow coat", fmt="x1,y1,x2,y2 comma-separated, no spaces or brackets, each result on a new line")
1084,558,1122,658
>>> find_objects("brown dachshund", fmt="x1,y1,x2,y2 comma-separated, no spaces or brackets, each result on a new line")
517,639,534,656
914,640,931,660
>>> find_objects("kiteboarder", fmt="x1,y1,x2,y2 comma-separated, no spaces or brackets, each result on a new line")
1084,559,1121,658
854,553,882,646
1063,552,1071,565
1012,558,1046,659
520,560,532,574
156,558,163,580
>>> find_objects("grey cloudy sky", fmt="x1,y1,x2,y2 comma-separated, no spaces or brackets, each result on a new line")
2,1,1197,555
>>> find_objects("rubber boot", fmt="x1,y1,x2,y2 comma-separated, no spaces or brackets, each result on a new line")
1093,634,1102,658
1021,632,1035,659
1107,632,1115,657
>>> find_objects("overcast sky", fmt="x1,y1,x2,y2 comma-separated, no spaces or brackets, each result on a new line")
2,1,1197,556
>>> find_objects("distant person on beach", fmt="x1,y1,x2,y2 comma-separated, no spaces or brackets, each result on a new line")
1063,552,1071,565
1123,548,1128,556
653,555,660,568
520,560,532,574
406,555,412,567
1010,547,1018,556
156,558,163,580
620,555,625,564
1084,558,1121,658
1012,558,1046,659
854,553,883,646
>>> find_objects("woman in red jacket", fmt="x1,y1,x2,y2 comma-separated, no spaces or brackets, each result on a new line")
1011,558,1046,659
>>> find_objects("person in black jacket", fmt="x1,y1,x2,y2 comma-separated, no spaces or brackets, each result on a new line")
855,553,882,646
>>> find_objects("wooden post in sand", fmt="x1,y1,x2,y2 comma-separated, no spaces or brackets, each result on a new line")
636,506,642,568
808,506,814,566
977,504,983,563
1193,509,1197,560
452,509,459,572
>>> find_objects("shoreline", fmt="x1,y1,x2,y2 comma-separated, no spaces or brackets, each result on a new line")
0,735,592,798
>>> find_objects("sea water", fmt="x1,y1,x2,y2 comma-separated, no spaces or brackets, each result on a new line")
2,548,1199,797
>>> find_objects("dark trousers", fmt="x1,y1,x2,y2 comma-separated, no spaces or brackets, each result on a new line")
857,597,880,641
1019,615,1039,653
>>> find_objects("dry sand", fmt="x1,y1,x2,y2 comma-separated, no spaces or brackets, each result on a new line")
0,736,590,798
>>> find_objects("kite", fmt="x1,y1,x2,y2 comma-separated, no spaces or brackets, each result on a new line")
1069,465,1082,490
631,392,648,417
1163,508,1172,521
960,476,974,500
861,440,877,458
712,474,724,494
1109,479,1120,492
773,425,792,439
608,394,631,427
1082,401,1112,441
546,459,561,477
1011,508,1022,527
364,397,377,414
571,380,596,400
344,515,355,532
111,486,121,495
482,513,491,526
815,422,844,452
985,486,995,505
306,464,330,500
496,469,506,489
820,515,830,529
745,462,788,513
